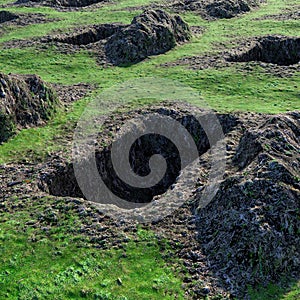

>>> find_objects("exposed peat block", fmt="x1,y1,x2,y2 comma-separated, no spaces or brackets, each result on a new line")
171,0,263,19
0,73,58,143
0,11,18,23
228,36,300,66
105,9,191,65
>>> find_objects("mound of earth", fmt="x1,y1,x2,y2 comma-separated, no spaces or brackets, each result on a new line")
163,35,300,77
196,111,300,296
0,73,58,143
0,11,18,23
15,0,108,7
105,10,191,65
228,35,300,66
52,24,126,46
171,0,263,19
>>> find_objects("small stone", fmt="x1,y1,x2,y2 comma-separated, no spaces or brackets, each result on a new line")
201,286,210,295
116,278,122,286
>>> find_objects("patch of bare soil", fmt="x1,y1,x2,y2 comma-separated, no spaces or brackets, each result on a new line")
163,35,300,77
14,0,110,8
105,9,191,65
40,103,238,203
51,82,94,103
0,11,59,36
170,0,264,19
2,102,297,298
51,23,125,46
118,0,264,20
0,73,59,143
196,111,300,297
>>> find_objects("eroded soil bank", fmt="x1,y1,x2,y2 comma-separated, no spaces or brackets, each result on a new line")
1,102,299,299
0,73,58,143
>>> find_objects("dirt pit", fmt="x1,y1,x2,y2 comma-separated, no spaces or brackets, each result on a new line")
41,103,238,204
228,36,300,66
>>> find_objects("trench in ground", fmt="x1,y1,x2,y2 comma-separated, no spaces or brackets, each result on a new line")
41,110,238,204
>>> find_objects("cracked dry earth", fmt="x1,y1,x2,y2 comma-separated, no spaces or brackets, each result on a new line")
1,102,299,299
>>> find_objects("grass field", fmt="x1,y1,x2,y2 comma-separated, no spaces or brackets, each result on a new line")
0,0,299,298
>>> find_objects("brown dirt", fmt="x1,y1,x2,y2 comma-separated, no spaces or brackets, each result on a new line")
0,10,18,23
104,9,191,65
170,0,264,19
51,82,94,103
228,35,300,66
118,0,265,20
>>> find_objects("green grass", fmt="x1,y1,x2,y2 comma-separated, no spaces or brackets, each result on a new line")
249,281,300,300
0,0,299,298
0,197,185,299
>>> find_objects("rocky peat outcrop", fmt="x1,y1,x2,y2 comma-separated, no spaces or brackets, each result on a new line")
105,10,191,65
0,73,58,143
171,0,264,19
228,35,300,66
196,111,300,296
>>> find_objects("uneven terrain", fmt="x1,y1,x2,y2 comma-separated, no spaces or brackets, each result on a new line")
0,0,299,299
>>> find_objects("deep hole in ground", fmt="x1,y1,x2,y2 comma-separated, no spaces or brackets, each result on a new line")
41,107,238,203
228,36,300,66
52,24,125,46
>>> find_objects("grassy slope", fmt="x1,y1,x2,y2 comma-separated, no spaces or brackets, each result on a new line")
0,197,184,299
0,0,299,298
0,0,299,163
